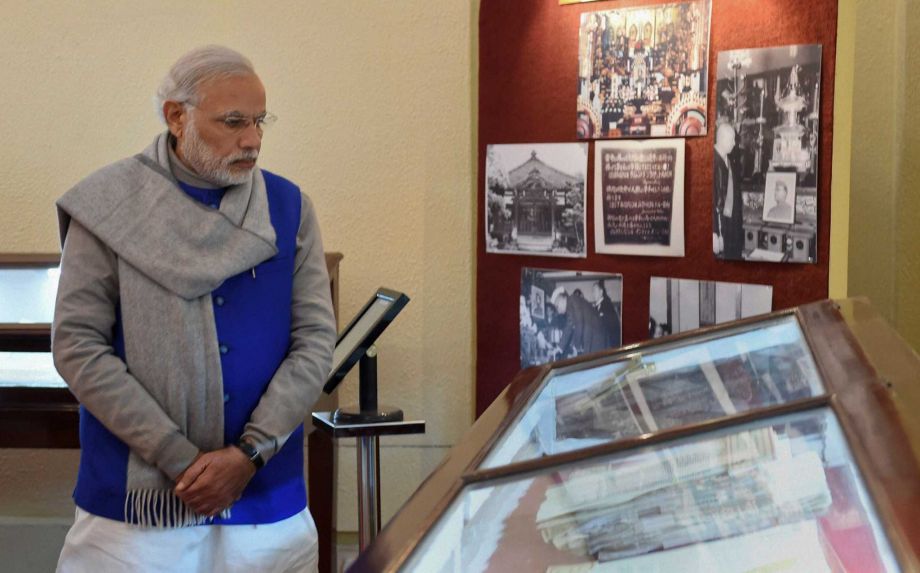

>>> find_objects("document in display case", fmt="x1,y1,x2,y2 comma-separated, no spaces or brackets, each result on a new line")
405,407,898,572
349,299,920,572
482,315,824,469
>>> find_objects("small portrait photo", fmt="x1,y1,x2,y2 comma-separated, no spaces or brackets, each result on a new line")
530,285,546,320
762,171,797,224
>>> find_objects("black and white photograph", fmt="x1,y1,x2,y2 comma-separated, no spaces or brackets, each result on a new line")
554,374,643,442
628,361,734,431
486,143,587,257
530,284,545,320
520,268,623,368
713,44,822,263
648,276,772,337
762,171,797,224
576,0,712,139
594,138,685,256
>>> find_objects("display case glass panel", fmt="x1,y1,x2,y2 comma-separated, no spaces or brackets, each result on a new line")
404,406,900,573
0,266,59,324
483,316,824,469
0,352,65,388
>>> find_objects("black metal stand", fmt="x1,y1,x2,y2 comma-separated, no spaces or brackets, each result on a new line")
333,346,404,424
315,346,425,550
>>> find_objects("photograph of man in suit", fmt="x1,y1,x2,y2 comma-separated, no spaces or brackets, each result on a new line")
592,280,621,348
764,179,795,223
712,122,744,259
550,286,607,358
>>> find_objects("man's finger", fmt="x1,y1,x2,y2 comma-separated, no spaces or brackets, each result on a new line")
175,457,210,492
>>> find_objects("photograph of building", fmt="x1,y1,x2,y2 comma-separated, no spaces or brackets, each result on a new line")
486,143,587,257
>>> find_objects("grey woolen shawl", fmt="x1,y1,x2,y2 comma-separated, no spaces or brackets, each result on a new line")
55,132,281,526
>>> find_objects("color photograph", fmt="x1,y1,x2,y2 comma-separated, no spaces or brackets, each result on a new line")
577,0,712,139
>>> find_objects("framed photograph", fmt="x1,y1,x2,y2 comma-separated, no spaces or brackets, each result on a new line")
713,44,822,263
520,268,623,368
530,285,545,320
762,171,797,224
594,139,685,257
486,143,587,258
576,0,712,139
648,276,772,337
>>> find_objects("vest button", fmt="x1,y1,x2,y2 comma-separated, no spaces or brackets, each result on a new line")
215,296,225,307
219,344,229,355
224,393,230,403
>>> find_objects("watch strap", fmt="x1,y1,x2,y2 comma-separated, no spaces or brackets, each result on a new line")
235,440,265,469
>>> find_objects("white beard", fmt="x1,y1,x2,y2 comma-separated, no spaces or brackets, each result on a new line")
178,119,258,186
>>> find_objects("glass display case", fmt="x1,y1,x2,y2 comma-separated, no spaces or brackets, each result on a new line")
349,299,920,572
0,254,77,448
482,315,824,469
0,255,64,388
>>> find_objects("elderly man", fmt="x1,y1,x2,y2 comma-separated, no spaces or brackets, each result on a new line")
52,45,336,572
712,122,744,259
550,286,607,358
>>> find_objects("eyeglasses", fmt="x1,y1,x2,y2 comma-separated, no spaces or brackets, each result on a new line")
186,104,277,133
215,111,277,132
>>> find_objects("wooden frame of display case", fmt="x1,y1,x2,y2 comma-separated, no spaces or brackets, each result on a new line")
349,298,920,572
0,252,345,573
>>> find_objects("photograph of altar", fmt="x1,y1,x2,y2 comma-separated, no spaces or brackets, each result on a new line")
576,0,712,139
712,44,822,263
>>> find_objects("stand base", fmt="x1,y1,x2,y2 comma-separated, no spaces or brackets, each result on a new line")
333,405,404,424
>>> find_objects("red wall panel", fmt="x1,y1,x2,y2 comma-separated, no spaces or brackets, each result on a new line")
476,0,838,414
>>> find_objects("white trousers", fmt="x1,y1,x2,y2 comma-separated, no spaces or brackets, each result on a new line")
57,507,318,573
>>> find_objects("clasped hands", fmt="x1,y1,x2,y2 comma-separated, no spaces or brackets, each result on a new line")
174,446,256,517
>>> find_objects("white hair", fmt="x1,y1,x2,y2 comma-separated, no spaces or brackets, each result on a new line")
155,45,255,123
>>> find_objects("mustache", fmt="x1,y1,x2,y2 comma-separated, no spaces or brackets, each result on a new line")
226,150,259,164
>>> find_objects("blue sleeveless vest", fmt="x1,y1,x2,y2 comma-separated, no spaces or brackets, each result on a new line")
73,170,308,525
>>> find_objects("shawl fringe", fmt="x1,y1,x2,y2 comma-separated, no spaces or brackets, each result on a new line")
124,489,231,528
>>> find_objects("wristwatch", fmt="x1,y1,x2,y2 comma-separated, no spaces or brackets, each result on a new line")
235,440,265,469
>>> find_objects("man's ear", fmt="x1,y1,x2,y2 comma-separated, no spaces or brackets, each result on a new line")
163,101,187,139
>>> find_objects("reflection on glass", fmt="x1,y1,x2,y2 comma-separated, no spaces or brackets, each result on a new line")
403,408,900,573
0,267,59,323
0,352,66,388
482,317,824,469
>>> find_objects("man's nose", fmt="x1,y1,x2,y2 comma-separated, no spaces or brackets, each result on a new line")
239,124,262,150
